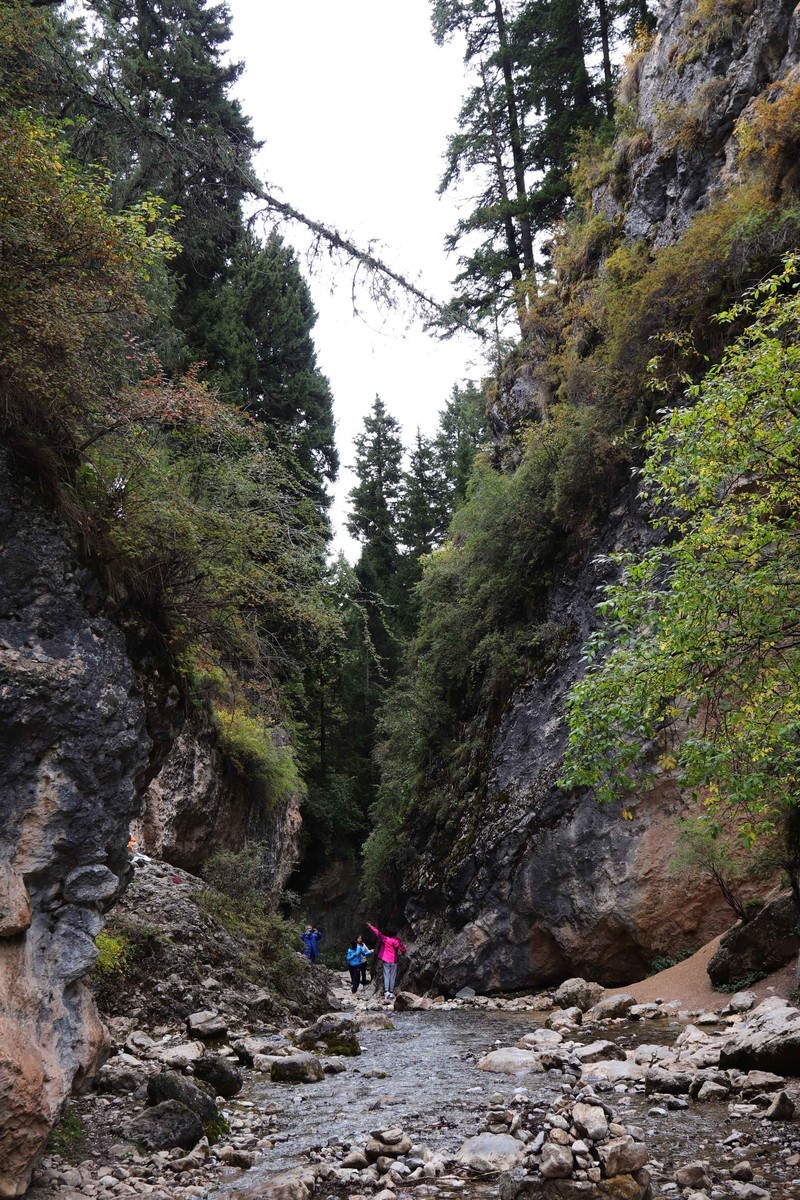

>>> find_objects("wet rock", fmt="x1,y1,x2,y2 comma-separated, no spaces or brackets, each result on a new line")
146,1070,218,1121
585,995,637,1022
719,998,800,1074
553,979,605,1012
731,1162,754,1181
575,1040,627,1064
270,1053,324,1083
294,1013,361,1056
477,1047,543,1074
187,1009,227,1039
192,1053,242,1098
123,1099,204,1151
456,1132,526,1172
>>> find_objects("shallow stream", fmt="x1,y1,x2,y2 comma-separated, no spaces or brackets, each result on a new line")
216,1008,800,1199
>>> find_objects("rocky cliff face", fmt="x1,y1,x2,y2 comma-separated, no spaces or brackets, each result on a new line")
0,455,150,1195
139,723,301,894
609,0,799,243
0,455,301,1194
405,502,746,994
404,0,800,995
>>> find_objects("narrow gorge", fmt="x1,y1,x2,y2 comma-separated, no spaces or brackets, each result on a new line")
3,0,800,1197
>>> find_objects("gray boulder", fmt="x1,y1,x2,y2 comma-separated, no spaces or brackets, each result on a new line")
455,1132,525,1172
193,1054,242,1098
719,998,800,1075
187,1009,228,1040
270,1053,324,1083
124,1100,204,1151
95,1064,143,1095
146,1070,217,1122
553,978,605,1011
707,893,799,987
477,1048,543,1075
598,1135,649,1177
585,994,637,1021
575,1039,627,1064
294,1013,361,1056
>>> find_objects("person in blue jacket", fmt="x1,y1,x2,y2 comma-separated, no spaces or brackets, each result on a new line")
301,924,323,961
346,937,373,993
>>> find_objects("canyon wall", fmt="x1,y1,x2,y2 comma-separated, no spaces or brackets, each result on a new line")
404,0,800,995
0,456,149,1195
0,455,300,1194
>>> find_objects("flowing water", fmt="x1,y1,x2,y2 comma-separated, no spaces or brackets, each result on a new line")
216,1008,800,1199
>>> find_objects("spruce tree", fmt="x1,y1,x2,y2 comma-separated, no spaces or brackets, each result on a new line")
212,231,338,523
348,396,405,598
65,0,258,355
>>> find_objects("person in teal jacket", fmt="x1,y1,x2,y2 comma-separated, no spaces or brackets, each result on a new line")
346,938,372,993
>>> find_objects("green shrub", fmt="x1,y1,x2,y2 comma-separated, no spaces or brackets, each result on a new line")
647,947,697,976
212,703,302,807
712,971,766,994
45,1107,86,1162
202,844,272,909
93,930,131,975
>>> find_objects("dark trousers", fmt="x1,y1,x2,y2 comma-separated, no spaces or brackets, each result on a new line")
348,965,361,993
359,962,368,985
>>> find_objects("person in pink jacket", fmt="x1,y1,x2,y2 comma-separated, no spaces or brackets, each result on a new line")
367,922,407,999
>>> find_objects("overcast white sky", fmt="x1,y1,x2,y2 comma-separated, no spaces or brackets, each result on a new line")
225,0,486,557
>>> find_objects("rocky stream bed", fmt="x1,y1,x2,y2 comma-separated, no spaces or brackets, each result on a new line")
26,955,800,1200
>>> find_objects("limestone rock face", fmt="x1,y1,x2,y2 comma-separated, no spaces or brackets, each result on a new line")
611,0,800,247
403,509,744,996
139,721,301,893
0,456,150,1195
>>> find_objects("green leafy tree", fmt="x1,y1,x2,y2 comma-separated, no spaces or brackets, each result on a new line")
561,260,800,907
